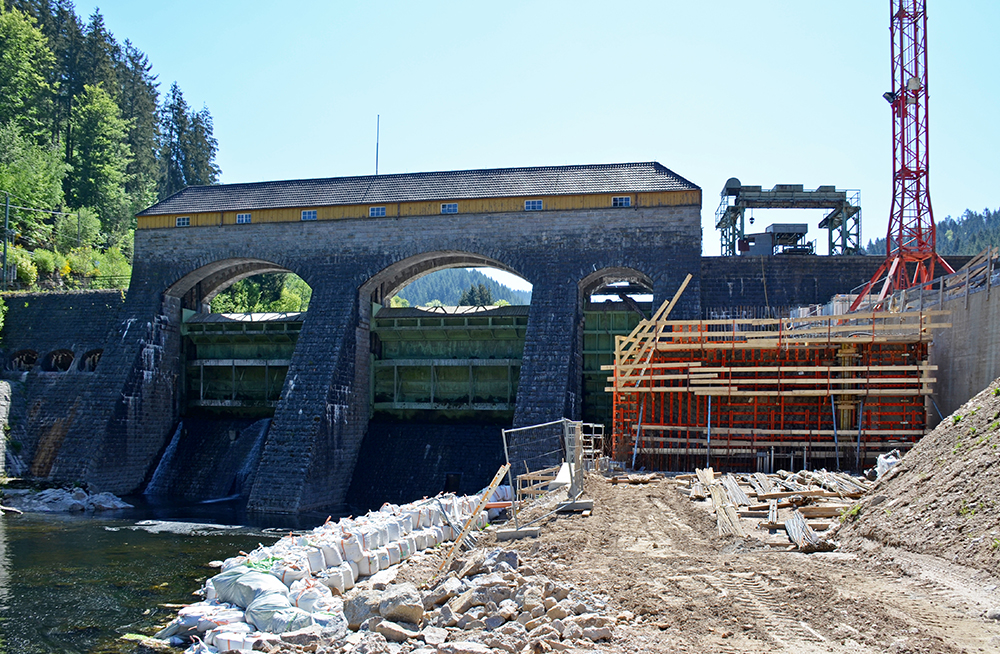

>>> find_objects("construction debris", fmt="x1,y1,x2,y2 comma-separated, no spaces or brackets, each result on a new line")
675,468,871,551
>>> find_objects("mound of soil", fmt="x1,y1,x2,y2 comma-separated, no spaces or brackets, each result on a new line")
838,377,1000,573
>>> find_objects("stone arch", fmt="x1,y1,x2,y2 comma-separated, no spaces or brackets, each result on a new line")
164,257,297,312
9,349,37,371
359,250,527,308
78,349,103,372
41,349,74,372
579,266,654,301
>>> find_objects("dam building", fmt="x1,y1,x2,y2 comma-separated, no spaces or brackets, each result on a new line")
0,162,887,513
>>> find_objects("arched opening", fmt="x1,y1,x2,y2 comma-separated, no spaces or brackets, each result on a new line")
360,253,532,425
165,261,312,418
578,268,655,430
347,252,531,509
78,349,103,372
41,349,74,372
146,259,313,501
9,349,38,371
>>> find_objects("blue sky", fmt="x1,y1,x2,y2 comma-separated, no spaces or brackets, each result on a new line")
91,1,998,278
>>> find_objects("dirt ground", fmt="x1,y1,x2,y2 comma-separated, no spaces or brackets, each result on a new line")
407,471,1000,654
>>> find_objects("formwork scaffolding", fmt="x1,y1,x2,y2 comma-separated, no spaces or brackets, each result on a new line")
606,290,949,473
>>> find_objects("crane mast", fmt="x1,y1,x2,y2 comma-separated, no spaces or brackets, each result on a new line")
851,0,953,311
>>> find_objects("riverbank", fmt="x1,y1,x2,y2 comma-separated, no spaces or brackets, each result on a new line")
140,468,1000,653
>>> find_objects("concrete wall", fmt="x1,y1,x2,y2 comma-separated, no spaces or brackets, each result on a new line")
929,281,1000,426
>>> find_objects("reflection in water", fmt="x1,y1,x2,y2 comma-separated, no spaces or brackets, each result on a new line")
0,510,280,654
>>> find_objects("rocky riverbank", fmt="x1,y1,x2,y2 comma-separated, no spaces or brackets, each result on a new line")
2,486,132,513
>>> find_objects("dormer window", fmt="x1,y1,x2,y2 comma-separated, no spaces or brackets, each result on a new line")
525,200,543,211
176,216,190,227
370,206,386,217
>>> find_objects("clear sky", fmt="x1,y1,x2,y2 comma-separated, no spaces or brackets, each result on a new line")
90,0,998,268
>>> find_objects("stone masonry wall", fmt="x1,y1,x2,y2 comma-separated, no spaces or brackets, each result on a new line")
24,201,701,512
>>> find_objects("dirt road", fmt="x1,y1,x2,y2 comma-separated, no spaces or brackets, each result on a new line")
477,474,1000,653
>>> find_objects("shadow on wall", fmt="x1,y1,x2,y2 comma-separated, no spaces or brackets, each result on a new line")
143,417,270,501
346,421,506,513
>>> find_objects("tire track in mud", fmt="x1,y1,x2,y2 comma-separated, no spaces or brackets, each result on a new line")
701,572,827,650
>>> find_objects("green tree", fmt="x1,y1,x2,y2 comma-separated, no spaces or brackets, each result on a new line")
159,82,220,197
0,7,55,138
0,122,67,244
68,83,132,235
118,40,159,211
458,282,493,306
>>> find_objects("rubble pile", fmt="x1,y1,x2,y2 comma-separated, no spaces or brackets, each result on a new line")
144,484,619,654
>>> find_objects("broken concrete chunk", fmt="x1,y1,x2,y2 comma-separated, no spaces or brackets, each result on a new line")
352,631,392,654
582,625,613,641
483,614,506,630
424,576,463,608
345,590,382,630
420,624,449,645
437,642,494,654
379,582,424,624
374,619,420,643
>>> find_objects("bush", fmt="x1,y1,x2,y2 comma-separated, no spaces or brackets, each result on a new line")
10,246,37,286
65,246,97,276
54,207,101,253
32,248,56,275
90,246,131,288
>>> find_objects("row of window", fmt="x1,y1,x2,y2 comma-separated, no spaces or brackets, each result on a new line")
173,196,634,227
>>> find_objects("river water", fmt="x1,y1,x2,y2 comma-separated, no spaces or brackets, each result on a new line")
0,498,336,653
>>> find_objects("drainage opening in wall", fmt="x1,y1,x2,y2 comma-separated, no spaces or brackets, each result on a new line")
444,472,462,494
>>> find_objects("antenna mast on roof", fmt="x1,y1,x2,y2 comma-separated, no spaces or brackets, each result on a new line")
375,115,380,175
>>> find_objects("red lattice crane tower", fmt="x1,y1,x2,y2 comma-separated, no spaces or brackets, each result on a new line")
850,0,953,312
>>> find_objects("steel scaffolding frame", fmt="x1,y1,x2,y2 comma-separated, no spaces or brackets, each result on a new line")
607,305,948,472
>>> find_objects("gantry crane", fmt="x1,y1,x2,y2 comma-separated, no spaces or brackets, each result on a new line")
850,0,954,312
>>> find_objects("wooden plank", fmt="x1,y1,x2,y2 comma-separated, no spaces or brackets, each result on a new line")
755,489,843,501
797,505,852,518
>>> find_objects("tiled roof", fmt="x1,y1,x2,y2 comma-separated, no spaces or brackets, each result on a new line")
137,162,699,216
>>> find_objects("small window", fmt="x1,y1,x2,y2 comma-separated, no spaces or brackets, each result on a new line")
612,196,631,208
236,213,252,224
525,200,543,211
369,206,386,217
441,203,458,214
176,216,190,227
301,210,317,221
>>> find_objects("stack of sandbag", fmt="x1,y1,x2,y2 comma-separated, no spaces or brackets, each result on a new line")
154,492,492,652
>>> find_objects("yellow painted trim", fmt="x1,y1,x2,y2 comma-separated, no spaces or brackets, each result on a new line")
136,190,701,230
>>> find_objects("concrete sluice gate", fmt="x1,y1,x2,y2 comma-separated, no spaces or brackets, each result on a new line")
0,161,907,513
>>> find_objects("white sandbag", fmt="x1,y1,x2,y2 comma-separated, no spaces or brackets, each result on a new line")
272,560,310,587
385,519,400,542
375,523,389,548
220,555,248,571
414,530,429,551
320,541,343,568
305,547,326,573
244,592,296,632
399,536,414,560
339,562,356,590
375,546,391,571
212,568,288,609
204,579,217,601
195,606,246,632
347,559,359,583
386,542,401,566
315,567,345,594
340,534,362,562
398,514,413,534
290,578,334,613
213,632,252,652
357,551,379,577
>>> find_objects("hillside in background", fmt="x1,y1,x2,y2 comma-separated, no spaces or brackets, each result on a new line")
396,268,531,306
865,207,1000,257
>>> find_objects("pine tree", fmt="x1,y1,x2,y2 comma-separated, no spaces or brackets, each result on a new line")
68,83,132,234
118,40,159,209
0,7,55,138
159,83,220,197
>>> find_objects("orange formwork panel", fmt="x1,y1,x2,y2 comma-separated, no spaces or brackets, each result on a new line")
606,308,947,473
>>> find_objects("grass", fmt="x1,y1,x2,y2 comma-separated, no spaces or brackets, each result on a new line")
839,503,862,523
